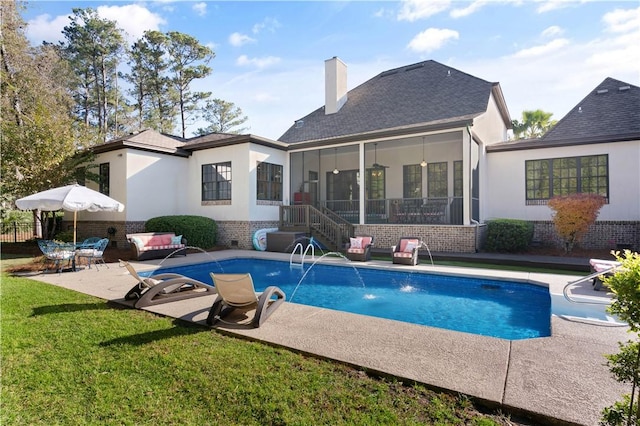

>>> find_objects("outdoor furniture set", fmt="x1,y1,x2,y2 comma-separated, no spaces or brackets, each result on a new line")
37,237,109,273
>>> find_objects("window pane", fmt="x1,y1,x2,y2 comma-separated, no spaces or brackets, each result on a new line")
427,162,447,198
99,163,110,195
403,164,422,198
453,161,463,197
202,161,231,201
256,162,283,201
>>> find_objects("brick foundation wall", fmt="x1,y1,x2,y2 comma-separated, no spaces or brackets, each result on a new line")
63,220,131,248
355,224,484,253
216,220,279,250
532,221,639,251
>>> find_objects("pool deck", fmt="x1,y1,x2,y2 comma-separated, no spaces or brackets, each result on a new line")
28,250,629,426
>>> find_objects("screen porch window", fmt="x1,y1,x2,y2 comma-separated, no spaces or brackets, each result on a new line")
256,162,283,201
202,162,231,201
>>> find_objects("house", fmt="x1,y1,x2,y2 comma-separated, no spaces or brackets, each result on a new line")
74,59,639,253
486,77,640,250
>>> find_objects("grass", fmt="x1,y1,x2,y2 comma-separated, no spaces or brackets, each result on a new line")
1,273,521,425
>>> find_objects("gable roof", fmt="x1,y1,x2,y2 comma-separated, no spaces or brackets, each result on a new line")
91,129,190,156
540,77,640,144
488,78,640,152
279,60,508,144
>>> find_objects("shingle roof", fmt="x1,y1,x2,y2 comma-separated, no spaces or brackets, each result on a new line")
540,77,640,143
278,60,497,143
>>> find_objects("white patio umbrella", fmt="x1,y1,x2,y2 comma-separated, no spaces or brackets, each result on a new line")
15,184,125,245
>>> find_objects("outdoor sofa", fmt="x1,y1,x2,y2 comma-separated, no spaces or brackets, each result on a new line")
126,232,187,261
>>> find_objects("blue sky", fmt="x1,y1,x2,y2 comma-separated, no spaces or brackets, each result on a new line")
23,1,640,140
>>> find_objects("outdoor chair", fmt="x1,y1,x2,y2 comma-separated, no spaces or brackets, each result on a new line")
589,258,622,291
207,273,286,328
37,239,76,273
346,235,374,261
76,238,109,270
391,237,421,266
122,261,216,308
77,237,101,249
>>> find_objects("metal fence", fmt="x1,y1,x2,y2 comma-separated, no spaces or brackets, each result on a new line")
0,221,34,243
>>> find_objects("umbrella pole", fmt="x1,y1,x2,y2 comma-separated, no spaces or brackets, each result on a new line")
73,211,77,246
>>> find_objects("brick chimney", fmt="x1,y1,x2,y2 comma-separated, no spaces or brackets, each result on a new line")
325,57,347,115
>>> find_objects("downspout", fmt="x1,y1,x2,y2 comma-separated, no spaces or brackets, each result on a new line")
467,125,479,252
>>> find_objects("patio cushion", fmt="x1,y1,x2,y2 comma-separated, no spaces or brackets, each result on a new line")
350,237,363,249
347,248,365,254
393,252,413,258
400,239,419,253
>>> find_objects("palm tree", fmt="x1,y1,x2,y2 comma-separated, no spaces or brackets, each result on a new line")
511,109,556,139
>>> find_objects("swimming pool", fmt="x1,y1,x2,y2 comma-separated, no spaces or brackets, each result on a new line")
147,258,552,340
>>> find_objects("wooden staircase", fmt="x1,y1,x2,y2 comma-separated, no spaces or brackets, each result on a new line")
279,205,354,251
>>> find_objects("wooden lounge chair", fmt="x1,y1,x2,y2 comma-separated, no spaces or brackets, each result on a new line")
346,235,374,261
391,237,421,266
122,261,216,308
207,273,286,328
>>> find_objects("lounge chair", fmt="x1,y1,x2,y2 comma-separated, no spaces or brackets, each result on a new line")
37,239,76,273
392,237,421,266
207,273,285,328
346,235,374,261
589,258,621,291
76,238,109,270
122,261,216,308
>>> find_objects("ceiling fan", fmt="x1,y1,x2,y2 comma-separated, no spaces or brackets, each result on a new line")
371,143,388,170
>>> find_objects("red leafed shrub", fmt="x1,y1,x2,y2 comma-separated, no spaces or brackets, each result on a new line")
548,193,606,252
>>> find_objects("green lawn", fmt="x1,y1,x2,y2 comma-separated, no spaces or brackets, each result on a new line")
1,273,519,425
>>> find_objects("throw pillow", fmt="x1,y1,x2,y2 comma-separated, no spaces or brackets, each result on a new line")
403,241,418,253
350,237,363,249
171,235,183,245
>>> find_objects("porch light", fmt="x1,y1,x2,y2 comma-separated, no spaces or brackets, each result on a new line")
420,136,427,167
333,148,340,174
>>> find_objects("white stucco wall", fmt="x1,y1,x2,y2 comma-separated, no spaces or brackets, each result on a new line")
472,92,509,146
124,149,189,221
73,150,127,223
485,140,640,221
186,143,287,222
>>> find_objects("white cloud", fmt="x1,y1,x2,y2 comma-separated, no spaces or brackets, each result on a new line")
26,5,166,45
254,92,280,102
407,28,459,53
541,25,564,38
229,32,256,47
26,14,69,44
603,7,640,33
236,55,281,69
193,2,207,17
398,0,451,22
536,0,571,14
450,0,488,18
252,17,281,34
511,38,570,58
96,4,166,43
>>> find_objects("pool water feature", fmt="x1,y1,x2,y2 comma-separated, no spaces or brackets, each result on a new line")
146,258,552,340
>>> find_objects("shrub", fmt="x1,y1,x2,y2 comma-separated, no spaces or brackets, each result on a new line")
145,215,217,249
484,219,534,252
548,193,605,253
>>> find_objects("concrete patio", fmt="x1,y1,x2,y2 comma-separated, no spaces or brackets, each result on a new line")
28,250,630,426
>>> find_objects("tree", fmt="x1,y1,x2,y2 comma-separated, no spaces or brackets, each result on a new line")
125,30,177,133
195,98,249,135
601,251,640,425
60,8,126,140
164,31,214,138
511,109,556,139
547,193,605,252
1,2,95,203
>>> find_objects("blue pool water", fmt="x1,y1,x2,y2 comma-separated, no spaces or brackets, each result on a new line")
147,258,551,340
